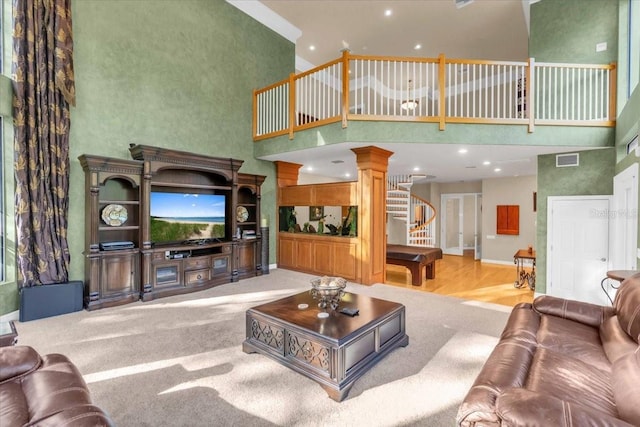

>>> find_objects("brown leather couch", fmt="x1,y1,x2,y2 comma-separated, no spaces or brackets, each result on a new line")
0,345,114,426
457,272,640,426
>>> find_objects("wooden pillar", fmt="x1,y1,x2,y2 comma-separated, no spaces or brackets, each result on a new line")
275,161,303,189
351,146,393,285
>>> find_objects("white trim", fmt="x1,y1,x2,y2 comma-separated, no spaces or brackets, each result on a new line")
226,0,302,44
0,310,19,322
480,259,513,266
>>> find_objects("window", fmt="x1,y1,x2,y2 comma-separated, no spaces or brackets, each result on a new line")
628,134,639,156
629,0,640,98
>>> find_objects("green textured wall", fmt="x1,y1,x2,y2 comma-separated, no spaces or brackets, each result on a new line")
530,0,618,63
255,121,615,160
530,0,621,294
0,0,294,315
536,148,616,293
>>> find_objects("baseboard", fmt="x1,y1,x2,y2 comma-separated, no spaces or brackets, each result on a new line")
480,259,514,266
0,310,19,322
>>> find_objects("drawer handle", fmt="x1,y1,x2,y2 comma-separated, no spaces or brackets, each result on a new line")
197,274,202,280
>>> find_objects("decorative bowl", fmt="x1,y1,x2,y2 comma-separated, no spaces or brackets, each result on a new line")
310,276,347,310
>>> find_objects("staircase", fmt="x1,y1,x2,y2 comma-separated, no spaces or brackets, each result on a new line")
387,175,436,247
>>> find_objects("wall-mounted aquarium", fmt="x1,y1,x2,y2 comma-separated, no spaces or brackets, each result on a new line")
279,205,357,237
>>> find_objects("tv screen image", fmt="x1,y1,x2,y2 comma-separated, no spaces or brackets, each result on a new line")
150,192,226,244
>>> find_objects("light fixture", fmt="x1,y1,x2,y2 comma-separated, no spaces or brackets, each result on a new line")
401,79,419,111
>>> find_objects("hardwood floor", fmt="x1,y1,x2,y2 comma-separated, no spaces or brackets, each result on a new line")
385,253,534,307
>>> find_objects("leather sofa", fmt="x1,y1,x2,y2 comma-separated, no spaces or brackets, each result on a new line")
0,345,114,426
457,272,640,426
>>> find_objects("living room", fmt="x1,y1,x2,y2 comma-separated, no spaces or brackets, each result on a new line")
0,0,639,425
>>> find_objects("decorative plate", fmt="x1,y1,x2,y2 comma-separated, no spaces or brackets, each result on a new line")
101,204,128,227
236,206,249,223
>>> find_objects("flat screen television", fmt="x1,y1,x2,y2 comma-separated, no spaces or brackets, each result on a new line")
150,191,226,245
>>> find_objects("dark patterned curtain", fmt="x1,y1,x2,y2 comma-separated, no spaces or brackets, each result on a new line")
12,0,75,287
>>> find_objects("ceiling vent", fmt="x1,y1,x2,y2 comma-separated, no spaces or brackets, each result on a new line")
455,0,474,9
556,153,579,167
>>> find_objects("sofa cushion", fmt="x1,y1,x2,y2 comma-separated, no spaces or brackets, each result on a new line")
21,353,94,422
613,274,640,344
0,345,41,383
526,347,617,418
0,382,29,426
537,314,611,372
612,348,640,426
601,315,639,363
496,388,635,427
534,295,611,328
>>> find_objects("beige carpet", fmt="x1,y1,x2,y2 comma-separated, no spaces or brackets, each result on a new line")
14,269,511,426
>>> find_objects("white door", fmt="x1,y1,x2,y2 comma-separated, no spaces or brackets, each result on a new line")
441,194,463,255
610,163,638,270
547,196,610,305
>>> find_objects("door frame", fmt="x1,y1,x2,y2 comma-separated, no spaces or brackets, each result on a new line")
441,194,463,255
440,193,482,257
610,163,638,270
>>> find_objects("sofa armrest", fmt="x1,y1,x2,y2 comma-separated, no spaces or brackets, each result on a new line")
496,388,635,427
0,346,41,384
533,295,613,328
456,339,536,427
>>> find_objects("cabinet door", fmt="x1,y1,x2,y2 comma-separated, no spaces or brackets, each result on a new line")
153,261,183,289
100,252,139,298
313,241,333,275
332,242,358,280
237,241,257,274
279,237,296,268
296,240,314,270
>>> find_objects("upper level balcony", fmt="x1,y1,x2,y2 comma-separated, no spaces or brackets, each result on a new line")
253,51,616,158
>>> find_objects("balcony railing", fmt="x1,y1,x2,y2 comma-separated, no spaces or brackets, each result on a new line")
253,51,616,141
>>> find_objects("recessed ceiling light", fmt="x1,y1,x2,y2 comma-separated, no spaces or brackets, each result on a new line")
483,161,491,165
307,166,313,171
414,44,422,50
458,148,468,154
309,45,316,51
494,168,502,172
384,9,392,17
345,173,351,178
413,167,420,171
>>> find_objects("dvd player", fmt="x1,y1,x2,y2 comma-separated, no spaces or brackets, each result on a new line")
100,241,135,251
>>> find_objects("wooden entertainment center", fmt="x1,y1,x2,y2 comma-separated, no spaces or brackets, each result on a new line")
80,145,265,310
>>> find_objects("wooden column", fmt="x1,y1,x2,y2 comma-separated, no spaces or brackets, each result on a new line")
351,146,393,285
275,161,303,189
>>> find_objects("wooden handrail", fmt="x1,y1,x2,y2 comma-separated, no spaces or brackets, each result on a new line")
252,51,617,141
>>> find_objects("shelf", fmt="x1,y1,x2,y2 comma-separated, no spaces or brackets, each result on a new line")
99,226,140,231
99,200,140,205
152,182,232,191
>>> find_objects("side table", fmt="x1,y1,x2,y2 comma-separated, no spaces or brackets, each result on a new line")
601,270,637,305
514,249,536,290
0,320,18,347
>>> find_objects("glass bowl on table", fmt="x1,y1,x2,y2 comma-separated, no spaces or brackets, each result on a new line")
310,276,347,314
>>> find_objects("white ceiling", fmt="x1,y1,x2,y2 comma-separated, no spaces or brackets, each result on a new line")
232,0,592,183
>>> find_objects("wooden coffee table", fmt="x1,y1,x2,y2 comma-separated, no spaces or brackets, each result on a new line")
242,291,409,401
